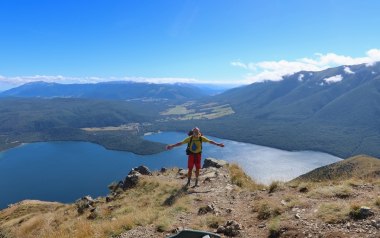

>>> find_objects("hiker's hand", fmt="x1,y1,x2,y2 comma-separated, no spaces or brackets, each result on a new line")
218,143,224,147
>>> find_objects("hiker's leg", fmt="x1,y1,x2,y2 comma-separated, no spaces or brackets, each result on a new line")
195,169,200,186
187,168,193,179
186,154,194,186
194,154,201,186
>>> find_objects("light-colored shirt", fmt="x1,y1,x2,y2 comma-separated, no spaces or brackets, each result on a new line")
181,136,211,154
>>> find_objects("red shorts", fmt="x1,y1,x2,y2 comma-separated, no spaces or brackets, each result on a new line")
188,153,202,170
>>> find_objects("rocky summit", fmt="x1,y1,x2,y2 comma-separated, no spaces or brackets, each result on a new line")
0,157,379,238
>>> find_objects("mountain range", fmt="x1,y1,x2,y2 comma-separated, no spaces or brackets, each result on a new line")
160,62,380,158
0,81,215,100
1,62,380,158
214,62,380,125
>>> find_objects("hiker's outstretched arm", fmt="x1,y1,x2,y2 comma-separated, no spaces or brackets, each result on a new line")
166,142,183,150
209,140,224,147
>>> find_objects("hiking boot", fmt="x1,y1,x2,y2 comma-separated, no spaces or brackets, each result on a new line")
185,178,191,187
194,179,199,187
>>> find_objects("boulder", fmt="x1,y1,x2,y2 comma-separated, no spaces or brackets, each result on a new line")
75,196,95,215
350,206,374,220
123,171,141,190
203,158,228,169
198,204,216,215
130,165,152,176
358,206,374,219
216,220,242,237
87,208,98,220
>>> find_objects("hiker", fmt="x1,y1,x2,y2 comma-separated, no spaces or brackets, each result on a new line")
166,127,224,187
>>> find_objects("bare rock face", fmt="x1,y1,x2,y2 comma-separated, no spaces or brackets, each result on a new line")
76,196,95,215
350,206,375,220
203,158,228,169
198,203,220,215
123,171,141,190
129,165,152,176
357,206,374,219
216,220,242,237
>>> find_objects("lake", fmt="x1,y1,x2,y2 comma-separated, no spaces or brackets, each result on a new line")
0,132,341,209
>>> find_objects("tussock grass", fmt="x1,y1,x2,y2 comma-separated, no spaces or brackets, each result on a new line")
196,215,225,230
253,201,283,220
15,215,45,237
0,176,185,238
268,217,281,238
308,184,352,199
317,202,349,223
297,182,310,193
348,203,362,220
228,164,264,191
375,196,380,207
282,195,305,209
268,181,285,193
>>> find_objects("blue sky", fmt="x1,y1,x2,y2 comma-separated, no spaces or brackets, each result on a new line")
1,0,380,90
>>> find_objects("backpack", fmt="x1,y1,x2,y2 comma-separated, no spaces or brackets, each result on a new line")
186,130,202,155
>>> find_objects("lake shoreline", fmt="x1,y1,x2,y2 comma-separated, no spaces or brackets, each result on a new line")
0,132,342,209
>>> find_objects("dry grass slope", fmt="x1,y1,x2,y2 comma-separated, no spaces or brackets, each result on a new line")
292,155,380,182
0,158,379,238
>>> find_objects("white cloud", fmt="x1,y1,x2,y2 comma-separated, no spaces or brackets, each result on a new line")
2,49,380,91
231,61,248,69
324,75,343,84
231,49,380,83
344,66,354,74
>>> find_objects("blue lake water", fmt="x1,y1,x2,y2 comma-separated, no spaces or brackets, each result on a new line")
0,132,341,209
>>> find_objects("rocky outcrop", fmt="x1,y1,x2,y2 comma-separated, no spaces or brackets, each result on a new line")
76,196,95,215
129,165,152,176
109,167,145,193
216,220,242,237
197,203,220,215
203,158,228,169
123,170,142,190
350,206,375,220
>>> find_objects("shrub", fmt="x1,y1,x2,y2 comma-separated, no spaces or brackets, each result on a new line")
308,185,352,199
297,183,309,193
375,196,380,207
348,203,361,220
228,164,264,190
268,217,281,238
269,181,280,193
317,202,349,223
255,201,282,220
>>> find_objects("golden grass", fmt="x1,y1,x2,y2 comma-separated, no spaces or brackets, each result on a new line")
281,195,305,209
268,181,285,193
268,216,281,238
0,176,187,238
297,182,310,193
308,184,352,199
160,105,194,115
253,200,283,220
375,196,380,207
160,102,234,120
316,202,349,223
196,215,225,230
228,163,264,191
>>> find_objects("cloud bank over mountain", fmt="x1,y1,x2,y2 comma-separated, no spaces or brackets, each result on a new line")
1,49,380,91
231,49,380,83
